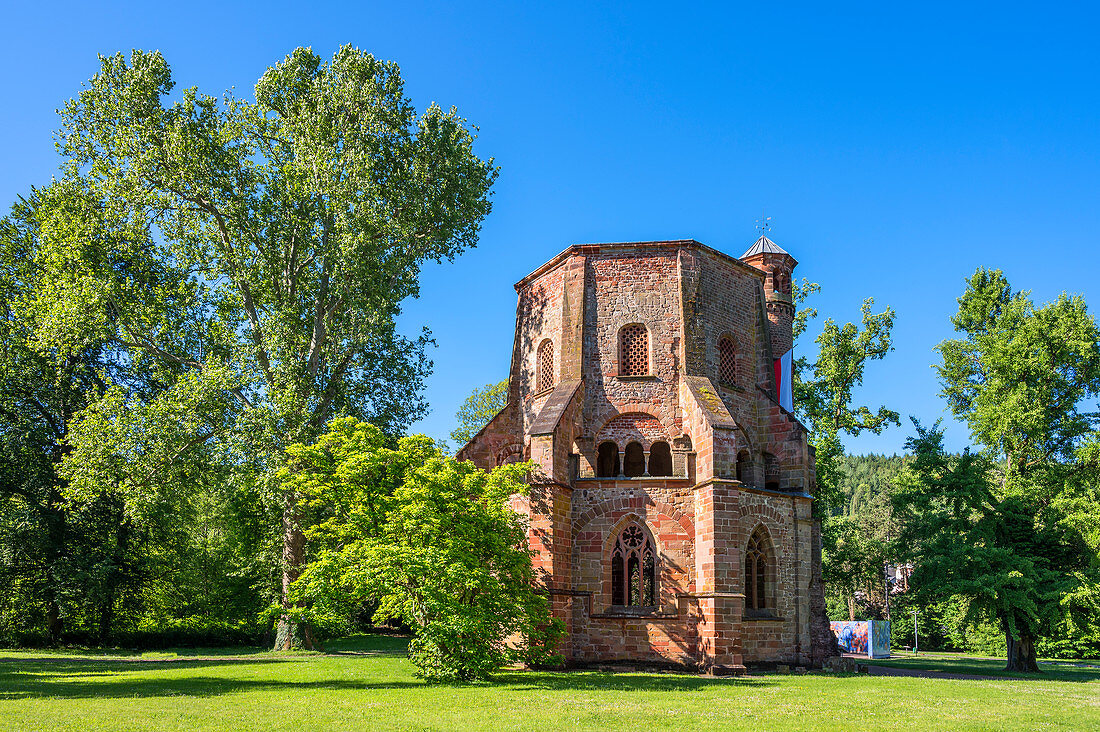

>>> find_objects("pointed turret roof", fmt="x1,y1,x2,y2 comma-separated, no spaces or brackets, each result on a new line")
741,235,789,258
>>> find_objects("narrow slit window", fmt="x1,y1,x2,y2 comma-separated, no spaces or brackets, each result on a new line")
536,339,554,392
719,336,737,385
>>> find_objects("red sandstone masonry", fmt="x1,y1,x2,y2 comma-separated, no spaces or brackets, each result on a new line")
459,239,825,670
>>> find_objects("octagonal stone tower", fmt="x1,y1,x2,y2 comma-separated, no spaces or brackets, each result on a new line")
457,238,831,671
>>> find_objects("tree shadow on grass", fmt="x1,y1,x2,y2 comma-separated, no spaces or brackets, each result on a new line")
863,656,1100,684
0,659,423,700
0,657,775,700
491,669,775,693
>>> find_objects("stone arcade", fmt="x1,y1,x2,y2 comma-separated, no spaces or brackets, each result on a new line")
457,236,833,672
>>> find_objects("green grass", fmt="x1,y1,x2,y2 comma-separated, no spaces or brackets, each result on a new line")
1,638,1097,731
865,650,1100,681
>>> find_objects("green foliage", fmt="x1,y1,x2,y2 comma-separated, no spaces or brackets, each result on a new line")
289,419,561,681
1,45,497,648
792,280,899,511
936,268,1100,476
16,45,497,646
450,379,509,448
895,268,1100,670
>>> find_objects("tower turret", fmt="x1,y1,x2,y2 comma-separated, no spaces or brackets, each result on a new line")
741,234,797,358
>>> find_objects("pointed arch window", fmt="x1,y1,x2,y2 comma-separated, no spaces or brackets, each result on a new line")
618,324,649,376
611,524,657,608
745,526,775,616
536,339,554,392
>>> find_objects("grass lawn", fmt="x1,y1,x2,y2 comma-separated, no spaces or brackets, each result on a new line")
1,637,1097,731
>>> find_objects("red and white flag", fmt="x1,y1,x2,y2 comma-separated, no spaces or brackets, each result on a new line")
773,349,793,412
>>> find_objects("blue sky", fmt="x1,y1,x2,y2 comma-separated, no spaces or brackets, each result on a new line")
3,1,1098,455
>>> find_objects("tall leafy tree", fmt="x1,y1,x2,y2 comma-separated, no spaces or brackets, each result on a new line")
451,379,509,448
792,281,899,510
36,46,497,648
896,268,1100,671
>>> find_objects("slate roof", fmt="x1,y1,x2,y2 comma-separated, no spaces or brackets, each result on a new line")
527,380,583,436
741,235,789,258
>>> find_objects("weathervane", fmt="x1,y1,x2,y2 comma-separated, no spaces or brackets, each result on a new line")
756,210,772,239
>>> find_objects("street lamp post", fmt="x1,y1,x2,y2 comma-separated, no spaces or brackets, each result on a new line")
912,609,919,655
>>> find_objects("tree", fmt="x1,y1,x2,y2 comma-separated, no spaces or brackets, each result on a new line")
896,267,1100,671
451,379,509,447
38,46,497,648
792,281,899,510
288,419,561,681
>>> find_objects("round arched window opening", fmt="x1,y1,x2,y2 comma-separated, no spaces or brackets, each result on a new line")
736,449,751,483
597,441,620,478
648,441,673,477
623,442,646,477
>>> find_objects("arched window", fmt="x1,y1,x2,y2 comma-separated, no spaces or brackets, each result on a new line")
719,336,737,385
736,449,750,483
763,452,780,491
597,441,620,478
536,339,554,392
618,324,649,376
745,525,774,616
611,523,657,608
773,271,790,295
623,441,646,477
648,441,673,477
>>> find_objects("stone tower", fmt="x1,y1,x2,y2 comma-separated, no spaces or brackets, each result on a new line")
457,238,829,671
741,235,797,361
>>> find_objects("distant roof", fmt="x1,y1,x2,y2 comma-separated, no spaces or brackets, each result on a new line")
741,235,789,258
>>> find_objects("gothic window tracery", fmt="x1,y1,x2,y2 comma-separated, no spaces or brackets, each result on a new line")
745,525,774,616
536,339,554,392
619,324,649,376
611,524,657,608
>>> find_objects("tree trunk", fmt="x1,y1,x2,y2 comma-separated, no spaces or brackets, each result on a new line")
46,596,62,642
1005,631,1040,672
274,493,320,651
847,594,856,622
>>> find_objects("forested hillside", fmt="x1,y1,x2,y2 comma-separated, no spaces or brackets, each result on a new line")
832,454,909,518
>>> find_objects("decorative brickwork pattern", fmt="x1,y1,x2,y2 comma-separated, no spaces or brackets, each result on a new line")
618,323,648,376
